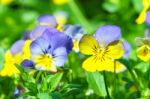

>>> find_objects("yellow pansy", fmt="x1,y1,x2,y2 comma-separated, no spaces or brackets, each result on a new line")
135,37,150,61
0,51,20,76
136,0,150,24
79,25,126,73
0,40,32,76
54,11,68,32
79,35,125,73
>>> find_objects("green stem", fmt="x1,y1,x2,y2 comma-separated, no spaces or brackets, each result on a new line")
68,0,93,33
114,60,117,99
126,61,144,90
103,71,111,99
35,71,42,83
148,60,150,87
67,54,73,82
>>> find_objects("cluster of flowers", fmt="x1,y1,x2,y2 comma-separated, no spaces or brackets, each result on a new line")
136,0,150,62
0,14,133,77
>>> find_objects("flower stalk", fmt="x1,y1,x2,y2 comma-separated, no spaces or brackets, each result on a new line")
103,71,111,99
68,0,93,33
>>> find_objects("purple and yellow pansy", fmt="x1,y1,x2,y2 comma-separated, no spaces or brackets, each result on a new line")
23,28,73,72
0,40,31,76
79,25,126,73
63,25,85,52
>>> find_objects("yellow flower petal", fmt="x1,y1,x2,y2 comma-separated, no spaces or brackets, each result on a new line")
136,9,147,24
55,15,67,25
82,56,99,72
73,40,80,52
136,0,150,24
53,0,69,5
79,35,99,55
0,0,13,5
34,54,57,72
13,52,23,64
137,45,150,61
56,24,63,32
104,61,126,73
106,41,124,59
22,40,32,60
0,63,20,76
143,0,150,9
95,57,126,73
83,56,126,73
4,50,13,62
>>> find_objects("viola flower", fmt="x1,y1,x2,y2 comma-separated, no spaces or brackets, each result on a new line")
135,37,150,61
54,11,68,31
0,40,31,76
26,28,72,71
30,15,57,40
123,41,131,59
63,25,85,52
79,25,126,73
136,0,150,24
30,14,67,40
30,25,50,40
38,15,57,28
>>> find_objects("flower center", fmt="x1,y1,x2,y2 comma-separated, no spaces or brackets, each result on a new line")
34,54,53,70
93,47,107,62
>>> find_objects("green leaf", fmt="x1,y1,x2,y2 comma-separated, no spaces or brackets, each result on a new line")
50,92,62,99
25,82,38,94
63,88,82,97
102,2,119,13
0,47,4,70
135,62,149,73
37,93,52,99
86,71,106,97
47,73,63,92
132,0,143,12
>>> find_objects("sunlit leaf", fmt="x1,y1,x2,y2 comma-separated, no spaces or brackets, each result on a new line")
37,93,52,99
86,71,107,96
46,73,63,92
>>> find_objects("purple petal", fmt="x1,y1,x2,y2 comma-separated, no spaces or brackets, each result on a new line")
146,11,150,26
14,88,20,97
51,34,72,53
30,26,49,40
23,31,31,40
42,28,73,53
30,37,50,56
53,47,67,66
94,25,121,46
38,15,57,28
10,40,24,55
21,59,34,68
123,41,131,59
63,25,85,37
42,28,61,40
